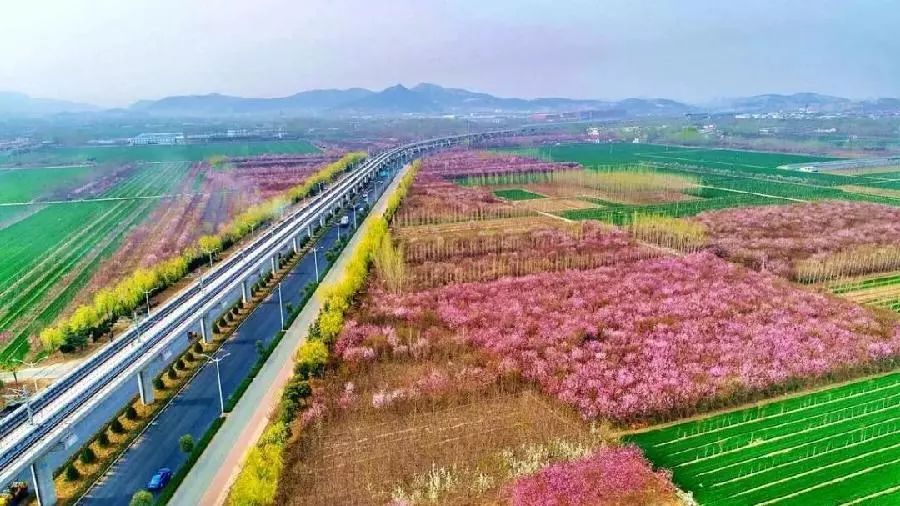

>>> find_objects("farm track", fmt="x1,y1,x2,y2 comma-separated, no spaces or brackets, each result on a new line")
0,162,189,363
628,372,900,505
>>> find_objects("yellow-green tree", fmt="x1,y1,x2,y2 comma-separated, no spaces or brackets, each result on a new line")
227,423,287,505
373,232,405,294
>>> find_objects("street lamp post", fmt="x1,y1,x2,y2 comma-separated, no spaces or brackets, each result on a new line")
200,352,230,415
277,283,285,330
312,247,320,281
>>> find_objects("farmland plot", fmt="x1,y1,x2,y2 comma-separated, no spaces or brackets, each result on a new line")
830,272,900,313
0,140,319,166
695,201,900,281
0,162,190,363
274,147,900,505
493,188,545,201
628,372,900,505
0,165,100,203
511,144,900,224
70,153,340,312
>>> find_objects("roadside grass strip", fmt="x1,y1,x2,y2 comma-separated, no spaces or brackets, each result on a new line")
626,372,900,505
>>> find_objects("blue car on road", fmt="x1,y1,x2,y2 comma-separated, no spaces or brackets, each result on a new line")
147,468,172,491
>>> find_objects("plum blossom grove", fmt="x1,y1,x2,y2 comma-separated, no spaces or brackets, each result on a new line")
392,173,532,226
418,150,577,179
358,251,900,423
507,445,679,506
401,222,658,290
695,201,900,279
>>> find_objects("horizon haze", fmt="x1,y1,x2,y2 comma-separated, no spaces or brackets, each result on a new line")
2,0,898,107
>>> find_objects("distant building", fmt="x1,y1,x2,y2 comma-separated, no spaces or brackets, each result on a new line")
130,132,185,145
780,156,900,174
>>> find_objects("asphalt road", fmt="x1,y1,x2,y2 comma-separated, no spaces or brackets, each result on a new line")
80,172,393,505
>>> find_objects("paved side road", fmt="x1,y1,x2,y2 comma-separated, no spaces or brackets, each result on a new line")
0,360,83,383
78,172,394,505
171,162,411,506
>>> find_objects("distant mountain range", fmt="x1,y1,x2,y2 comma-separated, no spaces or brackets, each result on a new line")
127,83,639,117
4,85,900,118
0,91,99,117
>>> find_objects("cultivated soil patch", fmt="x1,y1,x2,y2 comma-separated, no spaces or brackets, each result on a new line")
278,390,592,505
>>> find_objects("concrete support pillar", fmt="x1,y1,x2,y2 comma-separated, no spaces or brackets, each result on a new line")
291,236,298,254
319,216,325,227
241,279,249,305
270,256,277,276
307,225,313,238
199,314,212,344
137,368,155,405
30,458,57,506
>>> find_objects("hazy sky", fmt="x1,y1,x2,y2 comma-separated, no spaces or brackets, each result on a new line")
1,0,897,107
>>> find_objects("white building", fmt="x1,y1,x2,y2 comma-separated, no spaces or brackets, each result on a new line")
130,132,185,145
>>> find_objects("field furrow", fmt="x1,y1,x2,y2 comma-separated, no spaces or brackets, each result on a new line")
627,372,900,505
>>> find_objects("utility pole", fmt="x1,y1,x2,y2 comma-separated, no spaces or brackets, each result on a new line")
201,352,230,415
12,359,39,392
7,362,19,386
144,290,152,316
6,387,35,424
134,311,145,343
